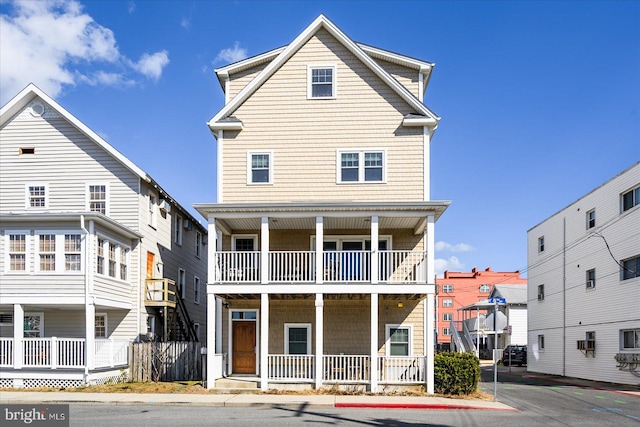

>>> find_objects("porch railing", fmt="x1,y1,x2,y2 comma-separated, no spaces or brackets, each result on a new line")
0,338,13,367
268,354,314,381
2,338,129,369
145,278,177,307
323,354,369,382
215,250,427,284
378,356,425,383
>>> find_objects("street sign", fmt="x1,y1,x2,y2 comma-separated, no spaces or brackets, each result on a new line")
488,297,506,305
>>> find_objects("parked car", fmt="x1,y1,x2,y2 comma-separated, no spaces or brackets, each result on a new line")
502,345,527,366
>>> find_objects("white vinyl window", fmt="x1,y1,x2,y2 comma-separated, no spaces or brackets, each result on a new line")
175,215,183,245
38,234,56,271
337,150,385,183
443,313,453,321
194,276,201,304
621,329,640,350
307,65,336,99
195,231,202,259
65,234,82,272
284,323,311,355
34,232,83,273
442,284,453,293
148,191,158,228
87,184,108,214
386,324,412,356
247,152,273,184
480,284,491,293
7,232,28,272
622,185,640,212
96,236,130,281
95,314,107,338
538,334,545,351
442,299,453,308
442,327,451,336
538,236,545,253
586,209,595,229
26,184,48,208
178,268,186,299
621,255,640,281
538,284,545,301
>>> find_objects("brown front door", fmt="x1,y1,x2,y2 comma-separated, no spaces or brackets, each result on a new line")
146,252,155,279
232,321,256,374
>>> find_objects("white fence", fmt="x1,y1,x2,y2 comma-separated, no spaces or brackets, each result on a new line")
378,356,425,383
95,339,130,368
323,354,369,382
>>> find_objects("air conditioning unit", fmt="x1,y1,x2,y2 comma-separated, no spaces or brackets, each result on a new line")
159,200,171,213
586,280,595,289
183,220,192,230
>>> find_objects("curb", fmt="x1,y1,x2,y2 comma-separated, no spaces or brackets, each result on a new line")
335,402,519,411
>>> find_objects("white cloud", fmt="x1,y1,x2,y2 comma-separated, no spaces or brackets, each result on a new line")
131,50,170,81
214,41,248,64
180,17,190,29
0,0,169,103
128,1,136,14
435,241,475,253
435,256,465,278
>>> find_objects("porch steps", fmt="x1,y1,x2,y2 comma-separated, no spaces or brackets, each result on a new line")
213,377,262,394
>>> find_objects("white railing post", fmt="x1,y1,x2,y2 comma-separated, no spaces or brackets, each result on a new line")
261,217,269,284
315,217,323,284
51,337,57,369
371,215,378,285
109,338,114,367
13,304,23,370
370,293,379,392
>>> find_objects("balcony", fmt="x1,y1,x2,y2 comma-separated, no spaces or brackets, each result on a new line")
215,250,427,284
145,278,177,308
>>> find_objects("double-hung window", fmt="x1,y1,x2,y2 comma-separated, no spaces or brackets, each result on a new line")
38,234,56,271
88,184,107,214
96,237,129,280
26,184,47,208
586,209,595,229
621,255,640,281
194,276,201,304
95,314,107,338
338,150,385,183
8,233,28,272
442,284,453,293
622,186,640,212
386,325,411,356
195,231,202,259
175,215,183,245
285,323,311,355
308,65,336,99
178,268,186,299
247,152,272,184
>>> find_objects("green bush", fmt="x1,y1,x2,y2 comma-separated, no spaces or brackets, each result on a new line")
434,352,480,395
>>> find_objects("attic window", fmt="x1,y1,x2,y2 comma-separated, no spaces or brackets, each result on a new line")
308,65,336,99
20,148,35,155
31,102,45,116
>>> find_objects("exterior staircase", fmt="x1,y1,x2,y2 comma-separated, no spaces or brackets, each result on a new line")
213,377,262,394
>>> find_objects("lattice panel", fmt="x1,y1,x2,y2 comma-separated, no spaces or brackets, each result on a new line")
91,371,129,385
0,378,13,388
23,378,83,389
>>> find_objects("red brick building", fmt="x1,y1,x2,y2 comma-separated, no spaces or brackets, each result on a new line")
435,267,527,351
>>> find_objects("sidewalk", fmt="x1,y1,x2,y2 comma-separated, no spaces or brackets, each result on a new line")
0,391,517,411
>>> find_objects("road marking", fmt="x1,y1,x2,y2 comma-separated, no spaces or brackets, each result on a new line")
574,392,583,395
595,396,605,399
550,386,562,390
614,400,626,404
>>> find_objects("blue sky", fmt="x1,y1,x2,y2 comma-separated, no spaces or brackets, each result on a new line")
1,0,638,277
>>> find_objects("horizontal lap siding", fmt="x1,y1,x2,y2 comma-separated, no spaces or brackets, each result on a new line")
374,59,420,99
0,109,140,229
222,29,424,203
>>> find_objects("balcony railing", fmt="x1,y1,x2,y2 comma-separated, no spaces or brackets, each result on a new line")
145,278,177,307
215,250,428,284
1,338,129,369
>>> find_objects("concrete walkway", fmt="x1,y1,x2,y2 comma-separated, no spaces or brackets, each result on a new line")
0,391,516,411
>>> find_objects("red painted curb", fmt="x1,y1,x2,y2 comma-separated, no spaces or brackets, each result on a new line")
335,403,518,411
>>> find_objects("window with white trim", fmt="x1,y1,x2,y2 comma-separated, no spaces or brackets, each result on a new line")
96,238,105,275
338,150,385,183
119,247,128,280
108,242,116,277
65,234,82,272
7,233,28,272
621,255,640,281
178,268,186,299
442,327,451,336
26,184,47,208
480,284,491,293
95,237,130,281
247,152,272,184
148,191,158,228
24,313,43,338
194,276,200,304
586,268,595,289
88,184,107,214
622,185,640,212
95,314,107,338
443,313,453,321
38,234,56,271
538,284,545,301
442,284,453,293
442,299,453,307
586,209,595,229
307,65,335,98
285,323,311,355
386,324,412,356
195,231,202,259
538,334,545,351
175,215,183,245
538,236,545,253
621,329,640,350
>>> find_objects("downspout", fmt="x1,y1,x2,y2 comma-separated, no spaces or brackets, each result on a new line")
80,215,90,380
562,217,566,377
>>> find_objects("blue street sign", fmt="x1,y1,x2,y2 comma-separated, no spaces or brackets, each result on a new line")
488,297,506,305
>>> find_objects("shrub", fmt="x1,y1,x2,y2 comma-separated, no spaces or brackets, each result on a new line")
434,352,480,395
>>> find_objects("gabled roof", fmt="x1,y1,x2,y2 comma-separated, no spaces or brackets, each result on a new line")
208,14,439,131
490,284,528,305
0,83,206,229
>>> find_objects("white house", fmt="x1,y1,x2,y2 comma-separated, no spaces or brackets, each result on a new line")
195,15,450,393
527,161,640,385
0,84,207,388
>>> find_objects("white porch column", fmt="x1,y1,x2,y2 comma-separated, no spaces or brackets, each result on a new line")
425,214,436,394
260,293,269,391
206,292,217,389
315,293,324,389
207,218,218,284
215,298,223,354
370,215,379,285
13,304,23,370
370,293,379,392
85,300,95,371
261,217,269,284
315,217,323,284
